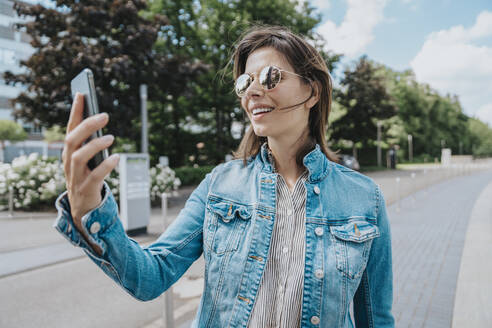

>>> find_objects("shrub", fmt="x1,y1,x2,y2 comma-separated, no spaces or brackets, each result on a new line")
0,153,65,210
0,154,181,211
174,165,214,186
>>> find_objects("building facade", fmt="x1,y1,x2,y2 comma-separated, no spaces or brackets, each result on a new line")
0,0,62,162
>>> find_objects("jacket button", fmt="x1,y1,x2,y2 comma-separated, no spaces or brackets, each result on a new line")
310,316,320,325
315,227,324,236
90,222,101,234
315,269,324,278
313,186,320,195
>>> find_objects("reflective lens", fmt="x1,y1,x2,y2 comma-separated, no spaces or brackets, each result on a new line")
235,74,252,97
259,66,281,90
235,65,282,97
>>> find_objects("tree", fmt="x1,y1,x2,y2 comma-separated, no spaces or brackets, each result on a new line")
468,118,492,157
146,0,341,165
43,125,64,143
0,120,27,162
331,56,397,158
4,0,173,146
380,66,471,158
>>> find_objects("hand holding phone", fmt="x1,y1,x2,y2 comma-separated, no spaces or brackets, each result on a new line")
63,69,119,235
70,68,108,170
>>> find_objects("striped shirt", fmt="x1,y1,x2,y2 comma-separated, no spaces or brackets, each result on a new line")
248,149,308,328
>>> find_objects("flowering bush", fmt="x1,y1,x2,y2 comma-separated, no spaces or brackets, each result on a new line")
150,164,181,201
0,153,65,210
0,153,181,211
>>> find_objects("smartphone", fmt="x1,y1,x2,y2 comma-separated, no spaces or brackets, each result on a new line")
70,68,108,170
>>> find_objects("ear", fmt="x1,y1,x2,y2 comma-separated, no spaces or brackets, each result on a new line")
306,81,321,109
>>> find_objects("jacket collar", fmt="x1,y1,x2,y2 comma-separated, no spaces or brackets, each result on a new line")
258,142,331,183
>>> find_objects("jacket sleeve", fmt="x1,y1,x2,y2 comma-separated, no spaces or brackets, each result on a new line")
353,186,395,327
53,171,213,301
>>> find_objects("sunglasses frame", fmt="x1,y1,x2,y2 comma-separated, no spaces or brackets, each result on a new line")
235,65,309,98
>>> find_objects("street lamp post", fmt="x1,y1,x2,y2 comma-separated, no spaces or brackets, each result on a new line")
140,84,148,154
407,134,413,162
377,121,382,167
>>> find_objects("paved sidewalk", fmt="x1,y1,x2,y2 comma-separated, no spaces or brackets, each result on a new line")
389,170,492,327
451,175,492,327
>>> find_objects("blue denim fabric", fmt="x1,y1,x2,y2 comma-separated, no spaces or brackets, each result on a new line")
54,144,394,327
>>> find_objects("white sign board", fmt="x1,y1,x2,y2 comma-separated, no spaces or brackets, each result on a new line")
118,153,151,233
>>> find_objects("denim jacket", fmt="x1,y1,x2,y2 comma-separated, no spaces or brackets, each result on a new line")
54,144,394,327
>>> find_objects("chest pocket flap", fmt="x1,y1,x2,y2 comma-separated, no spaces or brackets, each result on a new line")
330,219,380,242
205,199,252,254
207,201,252,222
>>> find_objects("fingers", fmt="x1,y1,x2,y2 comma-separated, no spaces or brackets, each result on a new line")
63,93,85,180
65,112,109,152
82,153,120,191
64,112,108,177
70,134,114,186
67,93,84,133
63,93,110,191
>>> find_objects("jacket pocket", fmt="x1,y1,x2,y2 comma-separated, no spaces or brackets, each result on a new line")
330,219,380,279
204,199,252,255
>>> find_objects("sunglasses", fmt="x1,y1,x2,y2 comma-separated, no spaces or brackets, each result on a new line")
235,65,308,98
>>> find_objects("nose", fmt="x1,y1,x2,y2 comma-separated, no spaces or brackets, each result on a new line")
244,77,264,99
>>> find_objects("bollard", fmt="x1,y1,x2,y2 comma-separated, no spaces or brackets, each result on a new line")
161,192,168,222
423,169,428,196
163,291,175,328
8,186,14,217
161,192,175,328
411,172,416,203
396,177,401,212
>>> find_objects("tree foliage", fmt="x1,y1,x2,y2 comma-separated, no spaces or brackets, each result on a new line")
379,66,472,159
467,118,492,157
43,124,65,143
4,0,173,144
0,120,27,149
331,56,397,153
145,0,341,166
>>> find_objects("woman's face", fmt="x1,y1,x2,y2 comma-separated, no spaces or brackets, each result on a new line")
240,47,314,141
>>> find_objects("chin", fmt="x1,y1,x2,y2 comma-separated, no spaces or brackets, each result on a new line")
252,125,270,137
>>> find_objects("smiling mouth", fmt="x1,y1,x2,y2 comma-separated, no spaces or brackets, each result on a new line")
252,107,274,115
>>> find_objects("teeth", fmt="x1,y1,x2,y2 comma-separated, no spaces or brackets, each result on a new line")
252,107,273,115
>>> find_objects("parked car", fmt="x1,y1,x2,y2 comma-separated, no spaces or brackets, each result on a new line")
338,154,360,171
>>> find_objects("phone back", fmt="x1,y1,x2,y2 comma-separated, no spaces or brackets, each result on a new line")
70,68,108,170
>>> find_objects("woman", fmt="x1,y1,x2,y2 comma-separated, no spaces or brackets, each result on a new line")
56,26,394,327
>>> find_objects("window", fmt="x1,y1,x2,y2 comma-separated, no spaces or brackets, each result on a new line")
0,48,16,65
0,96,13,109
0,25,14,39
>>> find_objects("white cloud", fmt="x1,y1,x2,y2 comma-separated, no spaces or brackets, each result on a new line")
310,0,331,10
476,103,492,127
316,0,389,57
410,10,492,126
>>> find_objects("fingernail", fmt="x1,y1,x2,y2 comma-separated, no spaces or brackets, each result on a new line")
103,134,114,142
111,154,120,162
97,113,108,121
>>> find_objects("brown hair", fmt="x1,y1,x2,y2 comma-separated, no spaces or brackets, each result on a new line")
231,26,338,166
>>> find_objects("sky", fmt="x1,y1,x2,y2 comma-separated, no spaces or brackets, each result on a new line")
309,0,492,126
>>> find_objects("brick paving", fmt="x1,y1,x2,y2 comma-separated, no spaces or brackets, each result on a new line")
389,170,492,327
